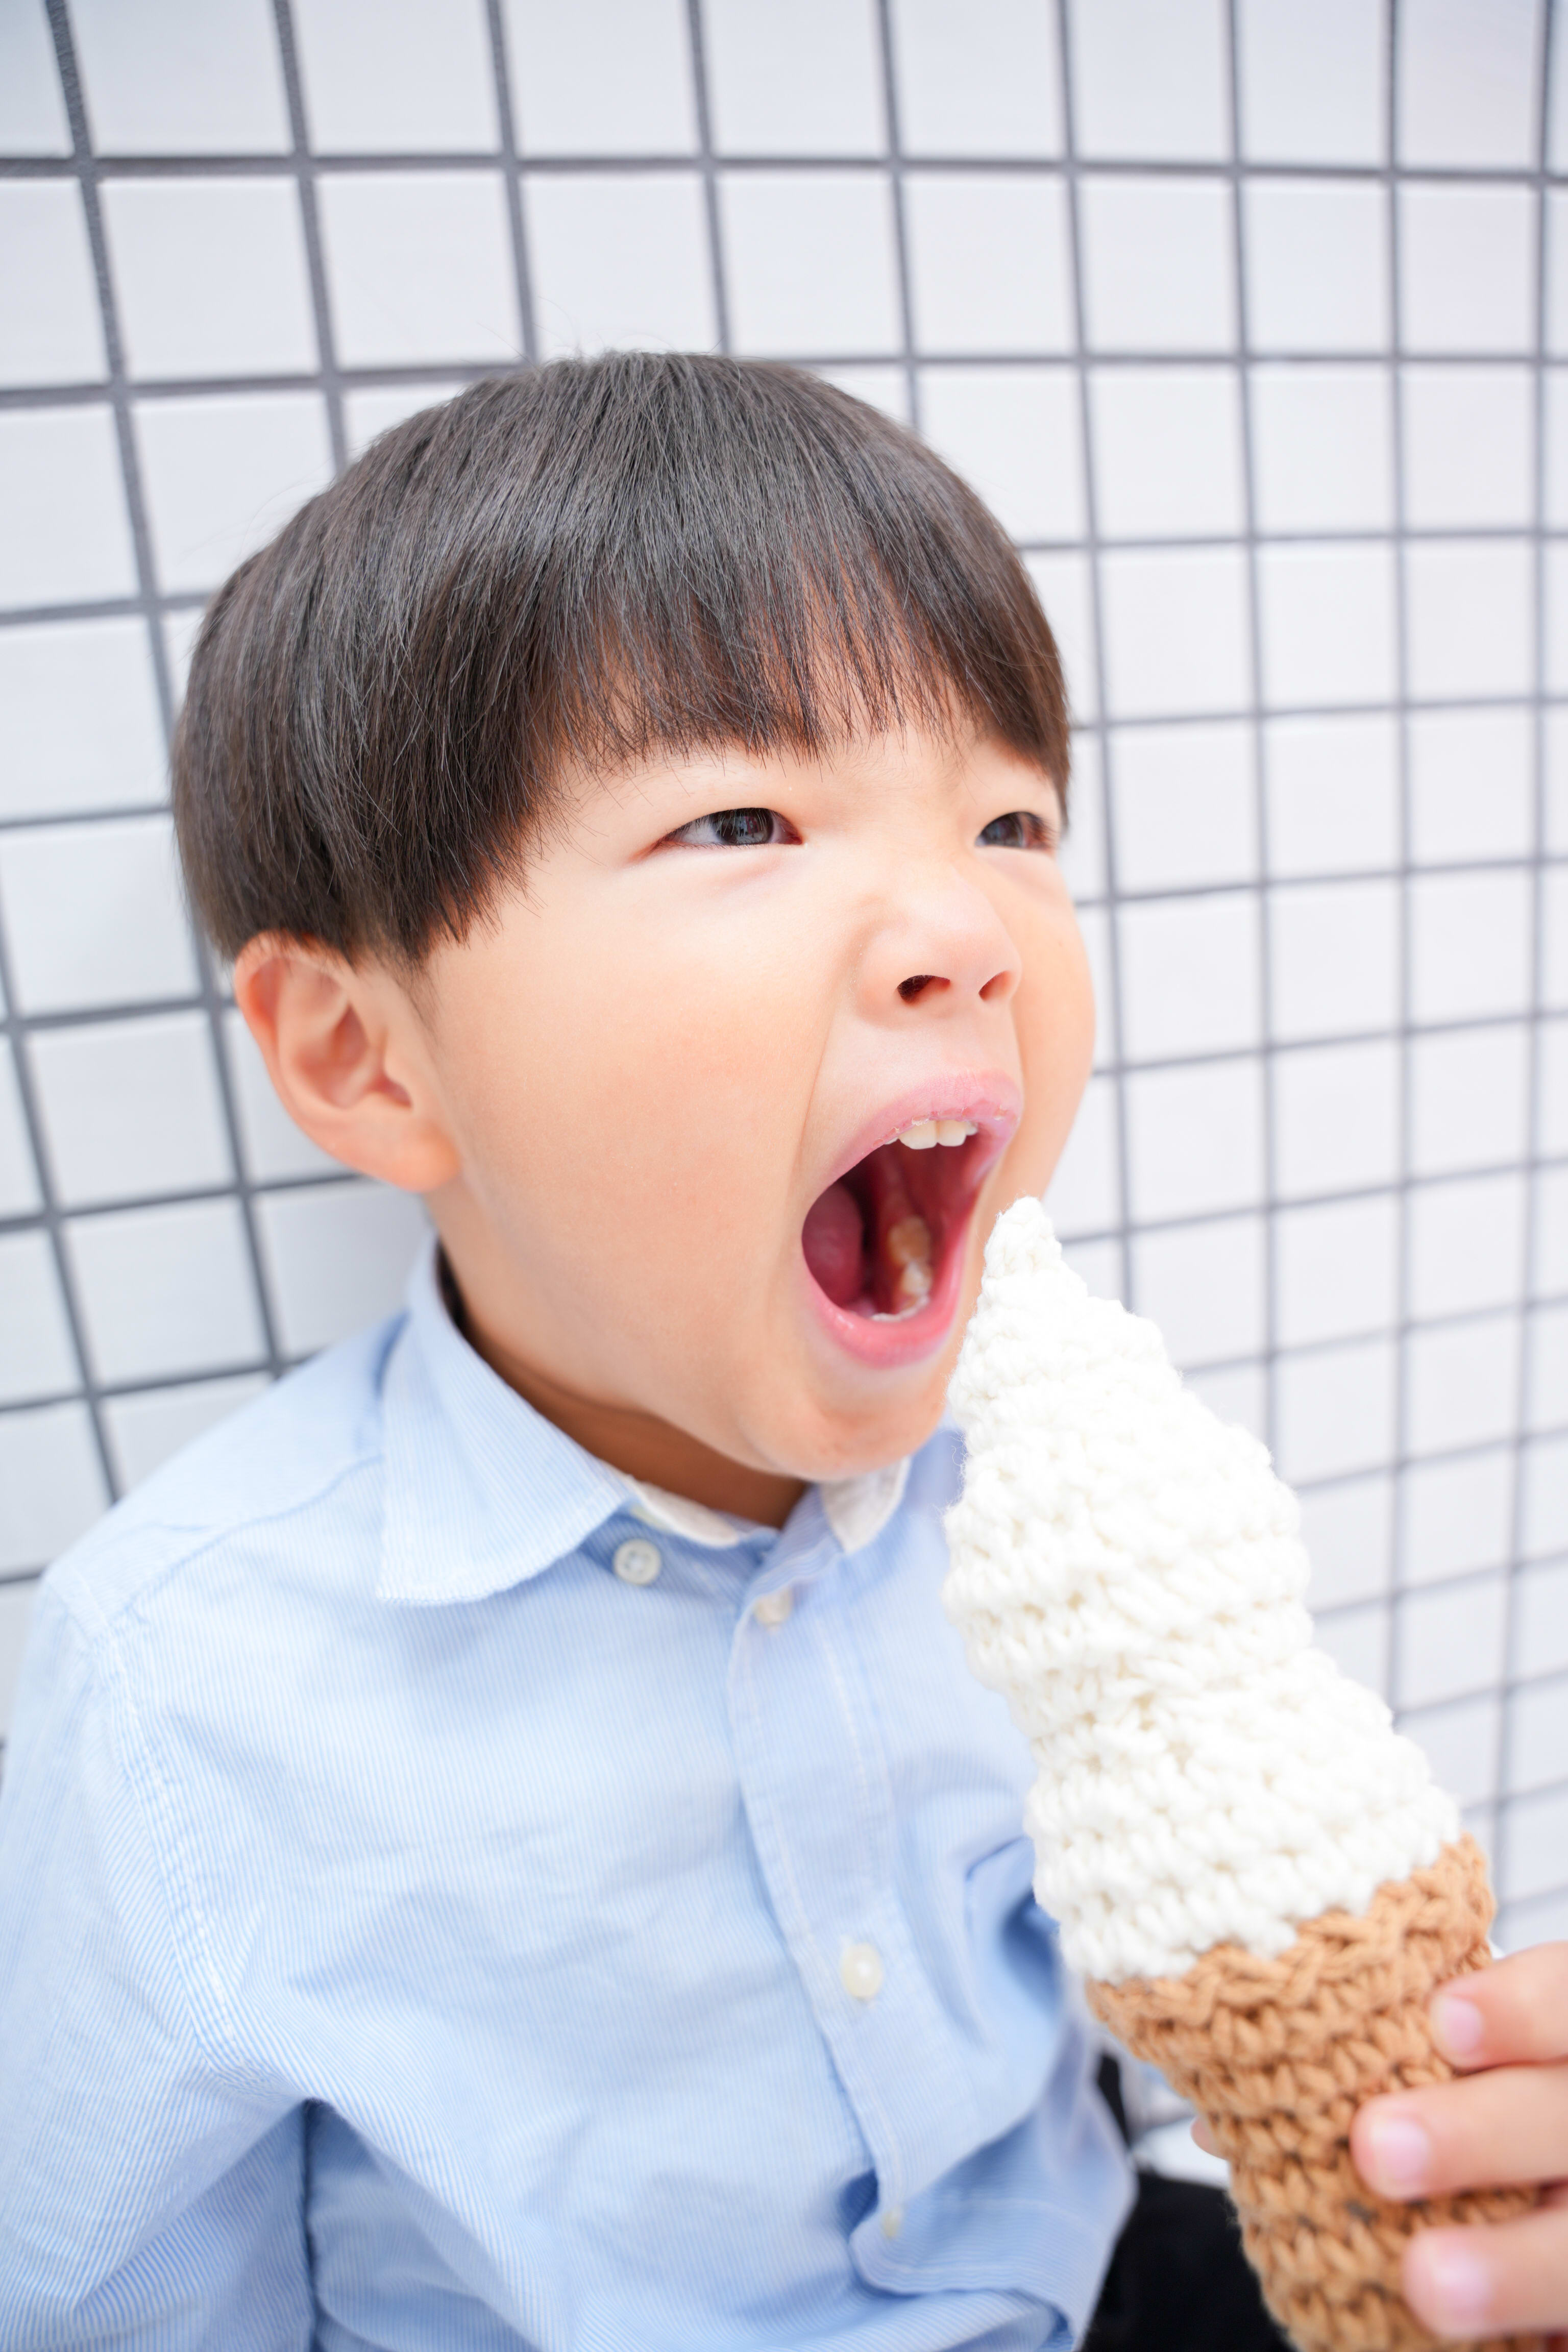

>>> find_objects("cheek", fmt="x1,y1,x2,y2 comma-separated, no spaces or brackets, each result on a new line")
1006,905,1096,1197
438,904,822,1275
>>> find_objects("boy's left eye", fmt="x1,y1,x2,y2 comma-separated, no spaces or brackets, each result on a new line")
977,810,1056,851
664,806,798,848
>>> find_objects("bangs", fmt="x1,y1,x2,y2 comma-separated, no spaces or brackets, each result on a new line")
175,355,1071,964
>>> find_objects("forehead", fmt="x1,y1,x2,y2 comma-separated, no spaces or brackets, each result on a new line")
575,722,1061,825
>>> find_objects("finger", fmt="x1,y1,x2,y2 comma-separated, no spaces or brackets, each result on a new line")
1404,2200,1568,2340
1352,2064,1568,2199
1192,2117,1220,2156
1431,1944,1568,2071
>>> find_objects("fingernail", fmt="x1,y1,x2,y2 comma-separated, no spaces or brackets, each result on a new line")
1361,2111,1432,2196
1432,1991,1485,2061
1419,2237,1493,2331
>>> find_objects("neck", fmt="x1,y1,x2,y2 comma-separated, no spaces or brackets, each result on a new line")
442,1255,807,1530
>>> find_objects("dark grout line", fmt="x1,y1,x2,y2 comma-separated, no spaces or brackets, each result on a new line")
41,0,288,1477
1225,0,1281,1457
270,0,348,472
1495,0,1559,1912
1056,0,1137,1314
873,0,921,434
3,148,1565,183
685,0,732,355
7,354,1566,413
481,0,540,368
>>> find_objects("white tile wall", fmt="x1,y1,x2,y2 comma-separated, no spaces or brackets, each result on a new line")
1131,1212,1265,1367
0,619,164,820
705,0,885,157
1118,891,1261,1061
891,0,1062,158
1399,184,1537,354
1068,0,1230,163
1411,1023,1531,1174
255,1179,428,1357
904,175,1074,356
720,172,901,355
1268,877,1400,1040
1235,0,1386,168
2,0,1563,1938
0,406,137,608
1098,547,1252,716
1402,365,1535,531
920,367,1085,542
0,182,106,387
1257,543,1399,708
136,392,334,594
0,817,198,1013
1276,1192,1400,1347
1079,177,1237,352
1403,1449,1513,1584
527,174,716,357
1111,721,1257,892
293,0,498,153
0,2,71,154
66,1196,266,1384
1090,366,1245,540
28,1011,234,1206
1243,180,1390,352
503,0,697,156
69,0,291,155
1265,712,1401,876
1397,0,1541,169
1409,706,1534,863
1271,1038,1401,1197
1299,1472,1392,1610
318,172,520,368
1251,365,1394,534
104,179,318,380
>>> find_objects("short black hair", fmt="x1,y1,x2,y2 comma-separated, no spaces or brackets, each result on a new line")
173,352,1070,965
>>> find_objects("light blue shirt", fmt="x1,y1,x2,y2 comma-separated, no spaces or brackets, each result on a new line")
0,1243,1131,2350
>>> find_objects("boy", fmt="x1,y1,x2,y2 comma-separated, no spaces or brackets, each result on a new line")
1,356,1563,2348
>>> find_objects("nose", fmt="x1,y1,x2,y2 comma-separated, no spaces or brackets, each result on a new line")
869,867,1021,1015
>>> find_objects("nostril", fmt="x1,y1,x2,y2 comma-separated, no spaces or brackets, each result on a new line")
899,974,946,1004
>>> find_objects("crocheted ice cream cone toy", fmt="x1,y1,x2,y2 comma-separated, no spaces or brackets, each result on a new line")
943,1197,1544,2352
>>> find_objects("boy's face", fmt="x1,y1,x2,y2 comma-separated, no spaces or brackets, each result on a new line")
416,720,1093,1490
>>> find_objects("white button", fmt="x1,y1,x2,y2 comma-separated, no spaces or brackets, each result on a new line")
753,1585,794,1626
840,1940,884,2001
612,1537,662,1586
880,2206,903,2240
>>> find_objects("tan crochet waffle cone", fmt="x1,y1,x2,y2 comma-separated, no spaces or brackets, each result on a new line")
1088,1836,1545,2352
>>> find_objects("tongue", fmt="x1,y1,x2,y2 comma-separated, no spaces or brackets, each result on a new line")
802,1181,866,1306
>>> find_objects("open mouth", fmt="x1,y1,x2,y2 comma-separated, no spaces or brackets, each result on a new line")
799,1088,1019,1364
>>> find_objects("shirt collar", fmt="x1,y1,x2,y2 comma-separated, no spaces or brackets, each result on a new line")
376,1239,909,1603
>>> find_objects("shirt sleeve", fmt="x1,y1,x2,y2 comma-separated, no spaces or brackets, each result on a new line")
0,1579,312,2349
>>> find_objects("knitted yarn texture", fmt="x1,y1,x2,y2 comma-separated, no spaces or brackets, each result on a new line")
1091,1836,1539,2352
943,1196,1456,1986
942,1198,1544,2352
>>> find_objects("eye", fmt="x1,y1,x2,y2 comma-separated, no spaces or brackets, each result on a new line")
664,806,798,848
977,809,1056,851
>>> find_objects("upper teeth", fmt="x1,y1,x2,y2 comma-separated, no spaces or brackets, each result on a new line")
896,1117,976,1150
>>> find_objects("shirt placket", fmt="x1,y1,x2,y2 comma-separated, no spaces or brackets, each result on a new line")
726,1528,985,2232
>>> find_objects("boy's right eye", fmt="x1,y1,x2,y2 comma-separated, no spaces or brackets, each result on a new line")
663,807,798,848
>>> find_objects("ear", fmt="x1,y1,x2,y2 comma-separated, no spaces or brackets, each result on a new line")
233,934,461,1193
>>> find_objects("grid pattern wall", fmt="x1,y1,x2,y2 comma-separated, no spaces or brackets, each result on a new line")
2,0,1566,1945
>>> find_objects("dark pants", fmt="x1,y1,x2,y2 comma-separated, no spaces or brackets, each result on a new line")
1082,2062,1293,2352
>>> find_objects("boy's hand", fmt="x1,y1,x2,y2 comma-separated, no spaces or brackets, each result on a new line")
1350,1944,1568,2344
1189,1946,1568,2342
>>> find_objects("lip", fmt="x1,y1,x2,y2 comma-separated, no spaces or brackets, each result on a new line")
800,1072,1022,1370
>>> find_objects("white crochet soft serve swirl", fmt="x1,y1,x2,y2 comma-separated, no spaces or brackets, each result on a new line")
943,1197,1458,1985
